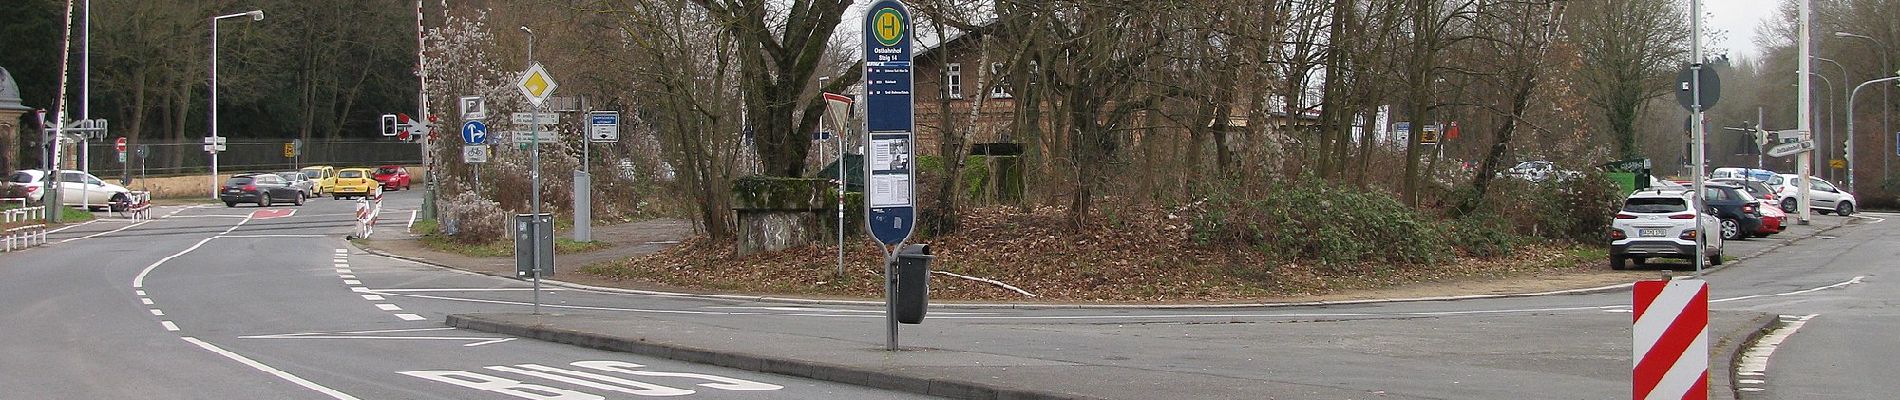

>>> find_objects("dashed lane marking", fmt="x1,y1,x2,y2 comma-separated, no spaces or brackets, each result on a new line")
1735,314,1820,393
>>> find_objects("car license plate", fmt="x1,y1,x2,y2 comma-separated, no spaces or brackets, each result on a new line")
1639,228,1666,237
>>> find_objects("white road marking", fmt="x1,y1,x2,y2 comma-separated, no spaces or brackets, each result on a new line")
1712,276,1865,303
336,269,353,274
351,287,370,293
220,234,326,238
376,304,403,311
334,249,348,253
343,280,362,285
133,237,216,289
361,295,384,301
150,309,164,316
140,298,153,305
134,290,144,296
464,338,516,347
244,327,458,337
339,274,355,279
58,220,153,243
44,219,102,234
161,321,179,331
161,215,251,219
1739,379,1764,384
180,337,362,400
373,288,563,292
334,263,349,268
1736,314,1820,389
395,314,427,321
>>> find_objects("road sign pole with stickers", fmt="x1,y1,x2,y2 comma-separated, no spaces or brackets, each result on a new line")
864,0,916,352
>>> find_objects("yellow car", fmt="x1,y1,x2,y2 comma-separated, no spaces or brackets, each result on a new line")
299,165,336,195
330,168,378,199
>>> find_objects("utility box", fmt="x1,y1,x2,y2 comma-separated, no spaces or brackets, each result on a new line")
514,213,555,278
894,244,932,324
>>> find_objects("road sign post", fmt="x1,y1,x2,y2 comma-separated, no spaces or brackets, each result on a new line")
517,56,557,313
864,0,916,352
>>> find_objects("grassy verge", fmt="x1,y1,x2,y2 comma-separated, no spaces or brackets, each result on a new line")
410,219,610,258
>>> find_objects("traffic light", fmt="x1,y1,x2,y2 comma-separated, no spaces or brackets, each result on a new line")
380,114,398,137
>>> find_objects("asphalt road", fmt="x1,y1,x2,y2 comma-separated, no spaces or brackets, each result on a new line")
0,192,923,400
4,187,1889,399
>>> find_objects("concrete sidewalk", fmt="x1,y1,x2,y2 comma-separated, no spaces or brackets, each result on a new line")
448,309,1773,400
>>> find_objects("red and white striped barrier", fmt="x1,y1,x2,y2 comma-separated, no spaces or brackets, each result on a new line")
1633,279,1708,400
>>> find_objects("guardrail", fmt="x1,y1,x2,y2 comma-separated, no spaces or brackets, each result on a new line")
2,198,49,252
114,192,152,220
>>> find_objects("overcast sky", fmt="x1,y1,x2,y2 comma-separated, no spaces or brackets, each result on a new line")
1710,0,1781,61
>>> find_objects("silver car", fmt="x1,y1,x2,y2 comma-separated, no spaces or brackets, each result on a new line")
274,172,317,199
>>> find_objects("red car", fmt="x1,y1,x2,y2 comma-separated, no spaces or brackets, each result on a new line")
371,165,412,190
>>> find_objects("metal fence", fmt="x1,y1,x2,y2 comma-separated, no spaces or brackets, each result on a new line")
74,139,422,176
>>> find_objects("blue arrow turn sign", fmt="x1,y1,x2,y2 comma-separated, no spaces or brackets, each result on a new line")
462,120,488,145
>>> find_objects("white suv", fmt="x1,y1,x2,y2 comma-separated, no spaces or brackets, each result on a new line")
1610,189,1724,270
1774,174,1857,216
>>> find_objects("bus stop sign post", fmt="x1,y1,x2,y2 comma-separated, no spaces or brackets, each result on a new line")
863,0,916,352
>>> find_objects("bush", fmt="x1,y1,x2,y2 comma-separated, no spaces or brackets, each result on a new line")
439,190,508,243
1194,178,1451,266
1528,172,1621,242
1450,213,1518,258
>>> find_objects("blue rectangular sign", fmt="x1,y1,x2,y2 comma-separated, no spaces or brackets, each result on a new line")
863,0,914,247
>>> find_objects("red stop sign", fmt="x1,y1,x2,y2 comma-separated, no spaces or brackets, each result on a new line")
114,137,127,152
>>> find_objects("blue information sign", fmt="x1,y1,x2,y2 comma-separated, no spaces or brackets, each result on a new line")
462,120,488,145
863,0,914,246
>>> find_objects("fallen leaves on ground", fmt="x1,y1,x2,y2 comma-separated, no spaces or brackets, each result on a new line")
582,205,1605,303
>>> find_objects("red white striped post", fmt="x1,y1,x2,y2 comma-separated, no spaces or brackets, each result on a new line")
1633,279,1709,399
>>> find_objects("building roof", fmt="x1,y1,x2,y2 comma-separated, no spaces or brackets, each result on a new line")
0,67,30,112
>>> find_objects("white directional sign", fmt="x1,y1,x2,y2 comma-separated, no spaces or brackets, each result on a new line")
463,145,489,163
511,113,559,126
588,111,619,143
459,96,487,120
509,131,555,144
1766,140,1815,158
516,63,558,108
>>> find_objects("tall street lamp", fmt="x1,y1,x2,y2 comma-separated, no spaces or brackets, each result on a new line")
1849,74,1900,195
209,10,264,199
1807,71,1837,181
1836,31,1891,190
1815,56,1847,181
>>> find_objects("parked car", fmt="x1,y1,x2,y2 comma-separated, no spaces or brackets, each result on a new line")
219,173,305,207
5,169,133,211
371,165,412,190
1701,183,1765,240
1711,178,1783,237
1774,174,1857,216
331,168,378,199
1610,189,1724,269
275,171,317,199
1711,167,1780,183
300,165,337,195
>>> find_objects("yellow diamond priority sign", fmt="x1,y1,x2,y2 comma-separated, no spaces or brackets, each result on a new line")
516,63,558,107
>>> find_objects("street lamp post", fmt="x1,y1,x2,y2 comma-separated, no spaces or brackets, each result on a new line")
1850,75,1900,196
520,25,541,314
1836,31,1892,191
209,10,264,199
1816,57,1848,183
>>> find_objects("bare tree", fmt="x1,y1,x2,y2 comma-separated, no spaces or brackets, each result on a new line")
1571,0,1690,159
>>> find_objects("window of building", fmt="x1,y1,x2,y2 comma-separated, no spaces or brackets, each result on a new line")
990,63,1012,98
945,63,963,99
